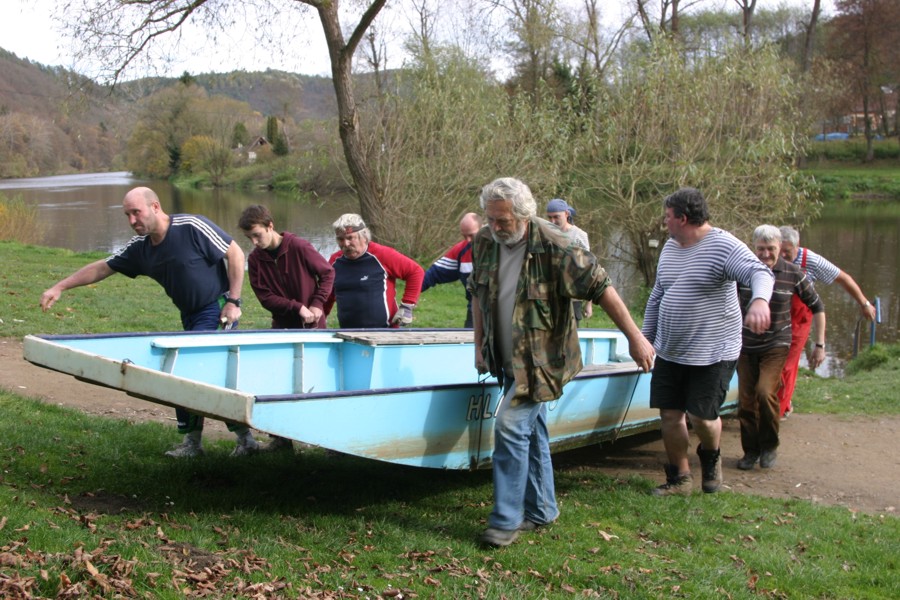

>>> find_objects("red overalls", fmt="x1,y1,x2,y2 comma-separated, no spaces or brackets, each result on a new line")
778,248,810,417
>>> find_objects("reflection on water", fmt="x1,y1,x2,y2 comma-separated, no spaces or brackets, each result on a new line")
798,205,900,375
1,172,897,375
0,172,356,256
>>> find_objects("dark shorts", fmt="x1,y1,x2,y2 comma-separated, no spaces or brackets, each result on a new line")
649,356,736,420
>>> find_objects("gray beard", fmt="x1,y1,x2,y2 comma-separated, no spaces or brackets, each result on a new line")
491,222,527,246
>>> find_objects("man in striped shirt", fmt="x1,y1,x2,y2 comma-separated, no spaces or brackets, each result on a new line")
777,226,876,418
39,187,260,458
642,188,774,496
737,225,825,470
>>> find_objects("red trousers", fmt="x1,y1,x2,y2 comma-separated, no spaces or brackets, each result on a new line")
778,295,813,417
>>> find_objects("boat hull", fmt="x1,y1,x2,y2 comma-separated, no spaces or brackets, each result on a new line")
23,329,736,469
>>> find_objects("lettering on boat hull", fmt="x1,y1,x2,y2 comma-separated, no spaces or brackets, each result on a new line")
466,391,495,421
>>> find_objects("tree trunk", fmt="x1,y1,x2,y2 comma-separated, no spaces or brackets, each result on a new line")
863,94,875,162
800,0,821,74
314,1,387,239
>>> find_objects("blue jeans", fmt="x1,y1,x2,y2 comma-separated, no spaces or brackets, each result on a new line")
489,376,560,530
176,298,242,434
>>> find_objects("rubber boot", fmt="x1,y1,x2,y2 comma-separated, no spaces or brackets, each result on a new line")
231,427,259,457
165,430,204,458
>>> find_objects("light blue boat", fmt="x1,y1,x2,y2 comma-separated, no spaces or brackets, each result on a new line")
23,329,736,470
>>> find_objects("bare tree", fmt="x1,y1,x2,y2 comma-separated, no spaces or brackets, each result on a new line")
490,0,561,97
733,0,757,45
61,0,391,237
828,0,900,160
560,0,633,77
634,0,707,40
404,0,439,64
800,0,822,74
635,0,679,39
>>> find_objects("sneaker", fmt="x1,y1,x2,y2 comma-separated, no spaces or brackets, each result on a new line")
651,464,693,496
230,436,260,457
259,436,293,453
696,445,723,493
781,409,792,421
165,440,204,458
760,449,778,469
480,527,519,547
736,453,759,470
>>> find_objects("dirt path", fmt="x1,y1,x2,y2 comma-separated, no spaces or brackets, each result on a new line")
2,337,897,515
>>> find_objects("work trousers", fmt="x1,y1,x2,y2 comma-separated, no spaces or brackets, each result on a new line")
738,347,790,455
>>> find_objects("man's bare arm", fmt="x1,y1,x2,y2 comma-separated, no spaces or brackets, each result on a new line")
834,271,876,321
40,259,116,311
596,287,655,373
220,240,245,326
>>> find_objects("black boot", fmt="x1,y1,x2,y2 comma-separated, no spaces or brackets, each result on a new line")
696,444,723,493
651,464,693,496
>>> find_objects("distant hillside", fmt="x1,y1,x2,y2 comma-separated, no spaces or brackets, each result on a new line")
115,69,338,123
0,49,338,178
0,48,129,176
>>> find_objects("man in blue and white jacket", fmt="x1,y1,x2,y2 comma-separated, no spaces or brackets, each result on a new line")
420,212,481,327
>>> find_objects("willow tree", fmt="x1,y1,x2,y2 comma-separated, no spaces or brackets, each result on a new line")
577,39,815,288
358,49,576,260
61,0,390,236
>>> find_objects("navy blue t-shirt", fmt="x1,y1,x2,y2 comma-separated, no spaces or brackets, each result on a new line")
107,214,232,315
332,252,391,328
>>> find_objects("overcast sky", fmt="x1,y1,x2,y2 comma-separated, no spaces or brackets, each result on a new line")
2,0,335,78
2,0,835,81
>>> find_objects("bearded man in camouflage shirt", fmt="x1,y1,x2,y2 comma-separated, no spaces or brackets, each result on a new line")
469,177,655,547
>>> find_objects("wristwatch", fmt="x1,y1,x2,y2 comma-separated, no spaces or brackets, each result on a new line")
815,343,825,349
225,297,242,308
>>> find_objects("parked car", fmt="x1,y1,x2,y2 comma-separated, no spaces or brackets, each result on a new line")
814,132,850,141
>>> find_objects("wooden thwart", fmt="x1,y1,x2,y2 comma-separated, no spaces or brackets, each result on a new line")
336,330,474,346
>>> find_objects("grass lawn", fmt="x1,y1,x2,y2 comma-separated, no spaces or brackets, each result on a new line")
2,384,898,599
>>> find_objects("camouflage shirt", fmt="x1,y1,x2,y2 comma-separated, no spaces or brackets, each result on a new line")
468,217,612,405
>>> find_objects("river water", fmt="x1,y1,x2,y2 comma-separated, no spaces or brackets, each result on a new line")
0,172,356,256
1,172,897,375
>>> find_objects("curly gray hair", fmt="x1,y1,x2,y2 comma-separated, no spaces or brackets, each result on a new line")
479,177,537,220
332,213,371,243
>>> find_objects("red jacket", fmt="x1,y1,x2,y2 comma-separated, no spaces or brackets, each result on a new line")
325,242,424,328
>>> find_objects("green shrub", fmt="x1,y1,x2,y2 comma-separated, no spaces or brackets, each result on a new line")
873,141,900,160
807,139,900,161
845,343,900,376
